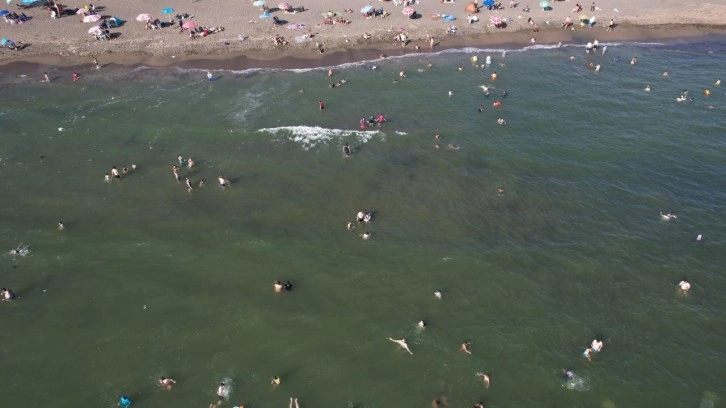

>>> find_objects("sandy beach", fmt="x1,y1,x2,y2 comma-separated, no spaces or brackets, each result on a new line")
1,0,725,68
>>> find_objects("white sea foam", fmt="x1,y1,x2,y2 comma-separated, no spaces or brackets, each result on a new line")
257,126,384,150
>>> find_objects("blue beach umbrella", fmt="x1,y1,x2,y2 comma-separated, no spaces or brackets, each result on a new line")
252,0,265,6
1,37,8,46
361,5,373,13
482,0,494,6
259,11,270,18
6,0,12,4
0,9,9,16
162,7,174,14
19,0,39,4
539,0,550,8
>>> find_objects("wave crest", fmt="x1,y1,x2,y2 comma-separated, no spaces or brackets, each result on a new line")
257,126,384,150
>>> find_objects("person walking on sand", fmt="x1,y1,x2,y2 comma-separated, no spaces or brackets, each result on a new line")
476,372,490,389
387,337,414,355
461,341,472,355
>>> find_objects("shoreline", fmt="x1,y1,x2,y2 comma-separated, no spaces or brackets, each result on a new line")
1,24,725,72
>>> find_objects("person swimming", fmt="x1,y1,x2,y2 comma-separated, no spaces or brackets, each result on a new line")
343,143,352,156
119,395,132,407
360,232,372,240
283,281,293,291
159,377,177,389
274,281,283,293
562,369,574,380
347,222,355,230
645,85,651,92
500,90,508,97
460,341,472,355
218,175,228,187
434,290,442,299
271,376,281,386
417,320,427,328
1,288,16,302
678,280,691,292
477,105,484,112
660,211,677,220
387,337,413,355
590,339,603,353
57,221,65,231
475,372,490,389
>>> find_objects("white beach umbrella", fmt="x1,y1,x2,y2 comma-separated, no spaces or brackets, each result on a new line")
136,13,153,22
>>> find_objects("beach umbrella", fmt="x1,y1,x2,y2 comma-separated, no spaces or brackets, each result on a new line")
401,6,415,17
278,2,291,10
83,14,100,22
482,0,494,6
252,0,265,6
88,25,102,33
19,0,39,4
182,20,197,28
361,5,373,13
465,2,478,13
1,37,8,46
259,11,270,18
6,0,12,5
162,7,174,14
0,9,9,16
136,13,153,22
490,15,502,25
539,0,550,8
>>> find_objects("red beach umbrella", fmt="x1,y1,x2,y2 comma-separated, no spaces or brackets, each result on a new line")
182,20,197,29
402,6,415,17
278,2,291,10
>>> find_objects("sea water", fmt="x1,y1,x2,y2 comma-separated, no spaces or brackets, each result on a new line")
0,39,725,408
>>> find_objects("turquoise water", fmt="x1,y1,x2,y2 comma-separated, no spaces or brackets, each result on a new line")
1,40,725,408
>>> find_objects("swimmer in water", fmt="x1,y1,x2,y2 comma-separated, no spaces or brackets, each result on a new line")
387,337,414,355
211,382,229,407
284,281,293,290
187,158,195,168
199,179,207,188
159,376,177,390
715,79,721,86
289,397,301,408
475,372,490,389
448,90,453,97
347,222,355,230
561,369,574,380
104,173,111,183
271,376,281,386
477,105,484,112
696,234,703,242
497,118,507,125
590,339,603,353
434,143,441,150
417,320,427,329
343,142,352,156
218,175,228,187
460,341,472,355
356,211,367,223
360,232,372,240
501,90,508,97
447,144,460,151
119,395,132,407
645,85,651,92
185,178,193,192
111,166,120,179
497,185,505,196
434,290,442,299
1,288,16,302
678,279,691,292
172,166,180,182
274,280,283,293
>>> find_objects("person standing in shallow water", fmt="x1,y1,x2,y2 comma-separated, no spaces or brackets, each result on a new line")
318,100,325,110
